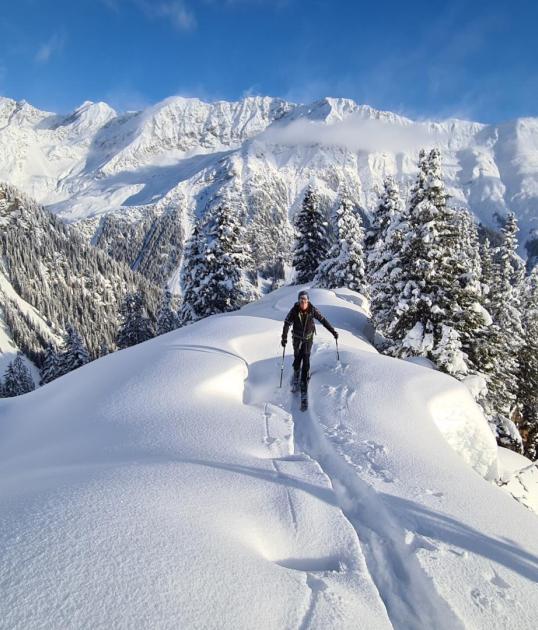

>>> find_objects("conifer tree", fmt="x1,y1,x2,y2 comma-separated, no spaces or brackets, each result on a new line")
156,289,180,335
116,292,155,349
180,204,257,322
58,325,91,375
2,353,35,397
201,203,257,316
293,186,330,284
179,220,205,325
479,238,496,310
476,213,525,450
449,207,490,371
518,267,538,460
315,194,367,292
367,176,407,338
40,342,61,385
386,149,471,377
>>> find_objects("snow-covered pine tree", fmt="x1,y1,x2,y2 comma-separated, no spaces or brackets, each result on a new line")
366,176,401,251
157,289,180,335
314,193,367,293
518,266,538,460
116,292,156,350
479,237,495,310
246,178,294,283
449,207,491,372
476,213,525,451
367,176,407,339
2,353,35,397
192,203,258,317
40,342,61,385
386,149,469,377
293,186,330,284
58,324,91,375
179,219,206,325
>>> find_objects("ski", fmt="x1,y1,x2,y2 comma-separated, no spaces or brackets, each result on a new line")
300,384,308,411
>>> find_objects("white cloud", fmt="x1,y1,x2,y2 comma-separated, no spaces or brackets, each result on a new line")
261,114,447,154
153,1,196,31
35,33,65,64
102,0,196,31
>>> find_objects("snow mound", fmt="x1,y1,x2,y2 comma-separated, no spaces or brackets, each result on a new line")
1,287,537,629
498,448,538,515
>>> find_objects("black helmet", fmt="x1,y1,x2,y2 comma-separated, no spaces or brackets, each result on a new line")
297,290,309,301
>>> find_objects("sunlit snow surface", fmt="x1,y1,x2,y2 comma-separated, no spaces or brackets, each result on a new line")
1,96,538,253
1,287,537,629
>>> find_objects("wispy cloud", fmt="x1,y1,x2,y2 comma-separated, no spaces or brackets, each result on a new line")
35,33,65,63
105,85,151,112
349,4,506,122
101,0,196,31
260,114,447,154
207,0,291,6
152,1,196,31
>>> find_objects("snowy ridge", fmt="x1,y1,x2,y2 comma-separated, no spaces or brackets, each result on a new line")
0,94,537,270
1,287,537,629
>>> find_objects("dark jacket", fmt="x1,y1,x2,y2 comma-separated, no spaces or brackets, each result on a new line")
282,302,336,342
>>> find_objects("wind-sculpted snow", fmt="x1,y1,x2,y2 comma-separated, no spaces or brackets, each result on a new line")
1,287,537,629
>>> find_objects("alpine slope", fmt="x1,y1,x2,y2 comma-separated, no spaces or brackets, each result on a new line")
1,287,537,630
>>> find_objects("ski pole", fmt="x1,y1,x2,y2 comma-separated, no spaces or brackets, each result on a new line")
335,337,340,362
279,344,285,388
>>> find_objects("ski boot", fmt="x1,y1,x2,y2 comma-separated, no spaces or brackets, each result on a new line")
300,381,308,411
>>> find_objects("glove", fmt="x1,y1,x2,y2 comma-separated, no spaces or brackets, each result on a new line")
333,331,339,340
281,337,287,347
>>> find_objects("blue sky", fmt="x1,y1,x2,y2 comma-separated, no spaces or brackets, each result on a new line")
0,0,536,123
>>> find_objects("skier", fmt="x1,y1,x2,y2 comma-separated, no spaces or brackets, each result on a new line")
281,290,338,409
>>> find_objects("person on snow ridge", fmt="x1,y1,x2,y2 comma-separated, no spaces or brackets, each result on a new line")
281,290,338,393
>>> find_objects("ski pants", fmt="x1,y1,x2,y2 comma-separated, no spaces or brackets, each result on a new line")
293,337,313,387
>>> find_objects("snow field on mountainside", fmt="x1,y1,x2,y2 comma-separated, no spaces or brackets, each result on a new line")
0,95,537,256
1,286,537,629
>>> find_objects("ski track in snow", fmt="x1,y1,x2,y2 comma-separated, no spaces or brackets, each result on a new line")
243,356,383,629
292,383,462,629
258,399,344,629
244,357,386,628
247,348,463,629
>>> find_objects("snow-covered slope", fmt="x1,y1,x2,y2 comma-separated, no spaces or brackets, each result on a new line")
0,183,160,375
1,287,537,629
0,95,537,270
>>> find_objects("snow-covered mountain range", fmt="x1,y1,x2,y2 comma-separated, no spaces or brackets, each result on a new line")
1,94,538,283
1,286,537,628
